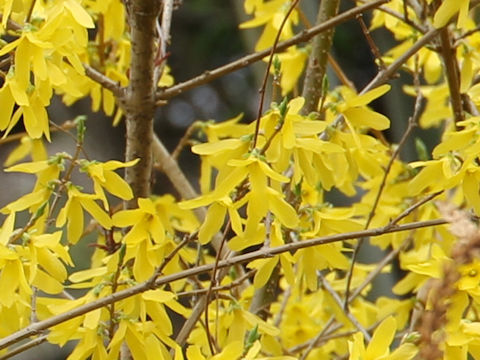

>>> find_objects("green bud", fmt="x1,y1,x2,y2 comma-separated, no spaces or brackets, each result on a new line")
244,325,260,350
322,75,329,96
415,137,429,161
273,55,281,75
74,115,87,144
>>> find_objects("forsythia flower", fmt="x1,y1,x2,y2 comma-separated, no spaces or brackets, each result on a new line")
56,185,112,244
348,316,417,360
80,158,138,209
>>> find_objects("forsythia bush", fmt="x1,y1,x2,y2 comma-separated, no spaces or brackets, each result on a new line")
1,0,480,359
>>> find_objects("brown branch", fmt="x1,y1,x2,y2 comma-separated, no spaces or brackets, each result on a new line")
123,0,162,206
156,0,388,101
363,28,440,93
0,335,48,360
301,0,340,114
439,27,463,127
296,5,355,91
83,64,124,99
357,14,385,70
0,217,446,351
0,15,22,31
356,0,428,33
175,270,256,298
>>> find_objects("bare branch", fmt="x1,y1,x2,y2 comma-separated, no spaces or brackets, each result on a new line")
301,0,340,114
0,335,48,360
123,0,162,205
439,27,463,127
318,272,371,341
83,64,124,99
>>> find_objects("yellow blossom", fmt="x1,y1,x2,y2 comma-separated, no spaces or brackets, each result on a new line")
348,316,417,360
56,185,112,244
81,158,138,209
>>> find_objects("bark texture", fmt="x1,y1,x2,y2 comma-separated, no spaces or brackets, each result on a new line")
301,0,340,115
124,0,162,207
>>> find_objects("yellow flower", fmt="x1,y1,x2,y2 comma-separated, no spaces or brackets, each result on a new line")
56,185,112,244
0,246,31,307
433,0,469,28
4,136,47,166
271,47,308,95
239,0,299,51
337,84,391,132
393,244,450,295
112,197,166,245
348,316,417,360
81,159,138,209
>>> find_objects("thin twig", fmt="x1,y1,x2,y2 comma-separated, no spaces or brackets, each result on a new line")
320,28,440,142
175,270,256,298
454,25,480,46
348,235,412,302
327,53,356,90
288,322,347,354
357,14,385,69
0,120,76,145
204,222,230,355
83,64,124,98
152,134,250,347
273,286,291,327
299,317,338,360
154,0,174,86
0,335,48,360
390,191,443,226
356,1,427,33
362,28,440,93
171,121,199,160
252,0,299,148
318,272,372,341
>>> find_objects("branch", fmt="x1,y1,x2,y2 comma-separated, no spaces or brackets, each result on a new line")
301,0,340,114
0,218,446,351
123,0,162,205
439,27,463,127
156,0,388,101
0,335,48,360
318,272,371,341
83,64,124,99
362,27,440,93
153,0,174,85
